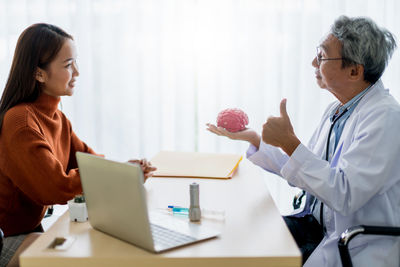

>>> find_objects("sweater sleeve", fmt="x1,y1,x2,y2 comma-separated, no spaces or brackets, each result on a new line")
62,112,103,170
67,130,103,170
4,126,82,205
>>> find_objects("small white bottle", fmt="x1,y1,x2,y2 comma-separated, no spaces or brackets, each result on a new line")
189,183,201,222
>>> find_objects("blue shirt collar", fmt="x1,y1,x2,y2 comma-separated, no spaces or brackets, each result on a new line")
330,84,372,122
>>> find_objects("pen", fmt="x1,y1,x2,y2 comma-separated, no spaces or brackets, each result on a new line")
167,206,189,215
167,206,225,218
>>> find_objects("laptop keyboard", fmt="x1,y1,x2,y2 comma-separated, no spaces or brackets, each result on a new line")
150,223,197,248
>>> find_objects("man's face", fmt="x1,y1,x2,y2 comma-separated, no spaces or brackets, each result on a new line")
312,34,349,94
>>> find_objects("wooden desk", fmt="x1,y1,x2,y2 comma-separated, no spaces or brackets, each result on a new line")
20,160,301,267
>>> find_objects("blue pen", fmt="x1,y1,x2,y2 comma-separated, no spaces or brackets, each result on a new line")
166,205,225,219
167,206,189,215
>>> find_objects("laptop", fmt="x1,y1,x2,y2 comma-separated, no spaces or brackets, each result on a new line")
76,152,219,253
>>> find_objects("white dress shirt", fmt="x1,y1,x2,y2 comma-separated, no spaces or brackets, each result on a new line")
247,80,400,267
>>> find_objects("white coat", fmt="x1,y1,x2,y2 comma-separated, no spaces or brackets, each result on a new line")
247,80,400,267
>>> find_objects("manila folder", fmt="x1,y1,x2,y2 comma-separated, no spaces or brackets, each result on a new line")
151,151,242,179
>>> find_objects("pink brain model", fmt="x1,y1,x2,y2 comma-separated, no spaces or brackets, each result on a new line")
217,108,249,132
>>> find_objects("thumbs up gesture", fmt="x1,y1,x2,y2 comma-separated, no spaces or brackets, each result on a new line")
262,99,301,156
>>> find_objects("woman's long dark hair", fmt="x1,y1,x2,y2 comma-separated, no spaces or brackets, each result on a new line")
0,23,73,131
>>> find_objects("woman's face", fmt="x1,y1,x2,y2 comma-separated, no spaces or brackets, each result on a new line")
38,38,79,97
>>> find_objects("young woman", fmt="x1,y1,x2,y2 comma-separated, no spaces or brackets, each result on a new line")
0,23,156,267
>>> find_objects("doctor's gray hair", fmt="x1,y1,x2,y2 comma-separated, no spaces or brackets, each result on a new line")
330,16,397,83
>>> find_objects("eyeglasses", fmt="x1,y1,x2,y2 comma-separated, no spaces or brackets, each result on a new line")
316,47,344,66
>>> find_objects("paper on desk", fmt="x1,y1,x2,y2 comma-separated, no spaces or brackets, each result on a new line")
151,151,243,179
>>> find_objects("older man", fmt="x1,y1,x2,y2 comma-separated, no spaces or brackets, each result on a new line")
207,16,399,266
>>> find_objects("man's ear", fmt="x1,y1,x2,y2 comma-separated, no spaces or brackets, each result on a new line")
349,64,364,81
35,68,47,83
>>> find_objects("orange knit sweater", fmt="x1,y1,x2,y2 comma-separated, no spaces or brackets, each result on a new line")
0,93,97,236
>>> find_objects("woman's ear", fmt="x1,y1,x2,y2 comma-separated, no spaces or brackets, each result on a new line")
35,68,47,83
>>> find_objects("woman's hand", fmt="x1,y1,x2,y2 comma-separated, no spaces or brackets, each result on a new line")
128,158,157,182
206,123,261,149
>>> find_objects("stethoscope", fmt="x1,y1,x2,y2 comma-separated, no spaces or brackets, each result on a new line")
324,83,373,161
320,83,374,233
324,105,351,161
